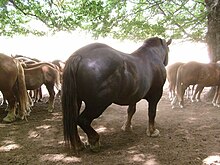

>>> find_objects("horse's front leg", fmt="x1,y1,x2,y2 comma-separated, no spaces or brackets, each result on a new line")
121,104,136,132
146,100,160,137
146,88,162,137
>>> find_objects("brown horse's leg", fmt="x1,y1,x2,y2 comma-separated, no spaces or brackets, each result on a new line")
45,84,55,112
178,85,187,108
196,86,204,102
38,87,43,102
191,85,199,102
212,86,219,106
146,99,160,137
2,91,16,122
121,104,136,131
146,89,162,137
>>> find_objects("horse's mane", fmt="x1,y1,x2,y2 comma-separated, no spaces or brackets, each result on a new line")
131,37,162,55
13,54,41,62
143,37,161,47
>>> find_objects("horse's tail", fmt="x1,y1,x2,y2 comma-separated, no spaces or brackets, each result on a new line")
175,66,185,107
54,68,62,91
14,59,30,119
62,55,81,151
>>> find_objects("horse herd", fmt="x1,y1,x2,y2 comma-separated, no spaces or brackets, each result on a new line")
0,54,64,122
167,61,220,109
0,37,217,153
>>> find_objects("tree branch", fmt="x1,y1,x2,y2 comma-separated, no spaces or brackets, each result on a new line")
8,0,50,28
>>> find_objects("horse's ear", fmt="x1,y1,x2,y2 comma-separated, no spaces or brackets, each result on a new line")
167,39,172,45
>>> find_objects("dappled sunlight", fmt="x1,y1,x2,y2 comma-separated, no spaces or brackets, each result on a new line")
0,140,21,152
0,123,7,128
28,125,52,139
28,130,40,138
36,124,52,129
96,126,107,133
127,146,160,164
40,154,82,163
129,153,160,165
187,117,197,123
43,113,62,121
203,155,220,165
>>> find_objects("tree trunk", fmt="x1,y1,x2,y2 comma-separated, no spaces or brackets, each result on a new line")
205,0,220,62
204,0,220,100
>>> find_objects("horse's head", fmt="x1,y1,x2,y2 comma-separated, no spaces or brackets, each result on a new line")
161,38,172,66
162,39,172,66
143,37,171,66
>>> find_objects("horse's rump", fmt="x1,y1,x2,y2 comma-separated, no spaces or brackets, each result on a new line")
24,63,61,90
0,53,30,121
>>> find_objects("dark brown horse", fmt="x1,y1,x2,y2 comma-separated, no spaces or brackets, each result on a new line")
0,53,30,122
23,63,61,112
62,37,172,152
172,61,220,108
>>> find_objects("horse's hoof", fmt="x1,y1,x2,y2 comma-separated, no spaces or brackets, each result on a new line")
3,113,16,123
16,113,24,120
89,141,101,152
121,124,132,132
48,108,53,113
146,129,160,137
171,105,175,109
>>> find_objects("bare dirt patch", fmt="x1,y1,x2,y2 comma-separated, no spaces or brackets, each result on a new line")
0,86,220,165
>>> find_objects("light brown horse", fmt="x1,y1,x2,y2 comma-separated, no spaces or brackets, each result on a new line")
51,60,65,97
23,63,61,112
166,62,184,101
172,61,220,108
0,53,30,122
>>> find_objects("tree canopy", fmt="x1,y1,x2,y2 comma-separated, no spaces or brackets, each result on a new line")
0,0,207,41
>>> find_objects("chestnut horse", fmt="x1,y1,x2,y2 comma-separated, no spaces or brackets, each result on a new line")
62,37,172,152
166,62,184,101
23,63,61,112
172,61,220,108
51,60,65,98
0,53,30,122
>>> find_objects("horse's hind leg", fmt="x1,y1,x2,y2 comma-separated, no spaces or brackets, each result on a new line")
77,103,110,152
45,84,55,112
2,91,17,122
121,104,136,132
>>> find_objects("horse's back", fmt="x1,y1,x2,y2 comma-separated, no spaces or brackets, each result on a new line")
66,43,166,105
72,43,138,104
177,61,220,86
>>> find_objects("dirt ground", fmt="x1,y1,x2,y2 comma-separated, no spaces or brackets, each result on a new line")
0,84,220,165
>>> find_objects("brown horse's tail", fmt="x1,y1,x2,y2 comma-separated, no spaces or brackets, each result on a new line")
14,59,30,119
54,68,62,91
175,66,184,105
62,55,81,151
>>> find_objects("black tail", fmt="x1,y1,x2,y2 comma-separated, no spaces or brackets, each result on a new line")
62,55,81,151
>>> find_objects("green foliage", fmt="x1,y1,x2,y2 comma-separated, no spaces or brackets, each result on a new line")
0,0,207,41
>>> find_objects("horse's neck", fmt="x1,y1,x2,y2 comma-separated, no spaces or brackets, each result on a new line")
131,46,149,56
